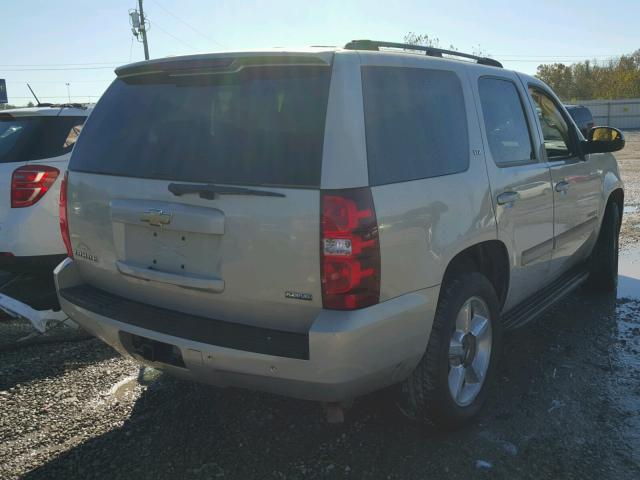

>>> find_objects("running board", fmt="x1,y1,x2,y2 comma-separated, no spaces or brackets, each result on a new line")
502,266,590,330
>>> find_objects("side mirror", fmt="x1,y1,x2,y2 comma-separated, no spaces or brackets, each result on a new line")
582,126,625,154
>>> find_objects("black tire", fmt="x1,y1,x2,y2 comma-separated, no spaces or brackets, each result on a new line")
588,201,620,292
397,272,502,429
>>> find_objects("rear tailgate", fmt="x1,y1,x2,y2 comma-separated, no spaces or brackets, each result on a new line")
66,53,333,333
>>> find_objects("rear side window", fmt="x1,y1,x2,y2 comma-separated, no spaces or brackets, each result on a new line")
362,67,469,185
0,115,85,163
70,66,332,188
478,78,534,166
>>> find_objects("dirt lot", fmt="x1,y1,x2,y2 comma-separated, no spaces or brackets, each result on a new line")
616,131,640,248
1,134,639,479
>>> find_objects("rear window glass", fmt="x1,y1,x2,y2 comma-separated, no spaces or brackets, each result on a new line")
362,67,469,185
0,115,85,163
70,66,332,188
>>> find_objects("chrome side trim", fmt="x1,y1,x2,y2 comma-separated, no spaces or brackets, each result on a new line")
521,238,553,266
553,216,598,250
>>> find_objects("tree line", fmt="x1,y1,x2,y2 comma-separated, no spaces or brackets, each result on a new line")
405,33,640,102
3,38,639,107
536,51,640,101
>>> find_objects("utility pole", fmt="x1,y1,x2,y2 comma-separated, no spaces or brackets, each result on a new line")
65,83,71,103
138,0,150,60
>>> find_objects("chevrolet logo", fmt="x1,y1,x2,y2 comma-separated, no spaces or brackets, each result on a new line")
140,208,172,227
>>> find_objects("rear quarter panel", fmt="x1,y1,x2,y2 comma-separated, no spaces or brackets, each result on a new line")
357,53,497,300
600,152,624,222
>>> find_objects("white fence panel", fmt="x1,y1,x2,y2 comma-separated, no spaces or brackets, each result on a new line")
577,98,640,130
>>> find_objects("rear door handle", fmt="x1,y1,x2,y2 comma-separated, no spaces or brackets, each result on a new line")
555,180,570,193
497,191,520,205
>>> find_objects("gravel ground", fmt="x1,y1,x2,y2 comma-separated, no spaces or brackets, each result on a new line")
616,131,640,249
1,134,639,479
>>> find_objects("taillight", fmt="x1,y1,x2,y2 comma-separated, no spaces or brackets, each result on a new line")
59,171,73,258
321,188,380,310
11,165,60,208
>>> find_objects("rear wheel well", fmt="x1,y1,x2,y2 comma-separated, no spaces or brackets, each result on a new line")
442,241,510,308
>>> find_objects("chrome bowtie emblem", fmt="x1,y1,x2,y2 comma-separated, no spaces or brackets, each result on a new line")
140,208,172,227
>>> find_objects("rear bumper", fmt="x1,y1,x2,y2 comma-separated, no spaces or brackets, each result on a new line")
55,258,439,402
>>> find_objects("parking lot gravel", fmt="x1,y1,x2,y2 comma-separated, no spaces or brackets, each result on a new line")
616,131,640,249
1,132,639,480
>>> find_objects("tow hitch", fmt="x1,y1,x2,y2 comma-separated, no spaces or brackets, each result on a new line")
121,332,186,368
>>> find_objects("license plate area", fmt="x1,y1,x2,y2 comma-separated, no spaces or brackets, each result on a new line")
110,199,225,279
123,224,221,278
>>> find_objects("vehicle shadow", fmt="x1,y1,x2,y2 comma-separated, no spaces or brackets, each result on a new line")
21,286,640,480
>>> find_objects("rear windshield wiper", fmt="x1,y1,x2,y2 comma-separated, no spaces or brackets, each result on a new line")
168,183,286,200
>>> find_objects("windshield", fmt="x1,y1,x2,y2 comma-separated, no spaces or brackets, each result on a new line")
0,115,86,163
70,65,332,188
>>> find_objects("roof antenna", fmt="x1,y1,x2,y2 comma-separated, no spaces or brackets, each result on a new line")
26,83,42,106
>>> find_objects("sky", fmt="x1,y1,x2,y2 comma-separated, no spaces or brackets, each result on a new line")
1,0,639,105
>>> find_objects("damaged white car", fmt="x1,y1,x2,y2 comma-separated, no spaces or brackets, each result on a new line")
0,104,91,332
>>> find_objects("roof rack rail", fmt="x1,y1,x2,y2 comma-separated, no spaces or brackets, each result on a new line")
26,102,87,109
344,40,503,68
54,103,88,109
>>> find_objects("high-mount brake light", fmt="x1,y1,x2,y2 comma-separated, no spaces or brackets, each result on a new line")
11,165,59,208
321,188,381,310
59,171,73,258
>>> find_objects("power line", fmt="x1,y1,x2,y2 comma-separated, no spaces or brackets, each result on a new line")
5,79,113,84
0,54,626,67
149,0,225,47
502,59,622,63
149,19,199,51
0,62,125,67
2,66,116,72
494,54,626,58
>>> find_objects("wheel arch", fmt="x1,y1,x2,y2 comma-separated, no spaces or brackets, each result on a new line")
441,240,510,309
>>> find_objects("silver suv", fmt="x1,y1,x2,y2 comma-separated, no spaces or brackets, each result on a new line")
55,41,625,428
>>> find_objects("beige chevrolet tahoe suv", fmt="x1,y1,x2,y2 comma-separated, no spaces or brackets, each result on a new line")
55,40,625,428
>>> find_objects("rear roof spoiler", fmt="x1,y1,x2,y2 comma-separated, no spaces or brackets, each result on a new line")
344,39,503,68
115,53,332,78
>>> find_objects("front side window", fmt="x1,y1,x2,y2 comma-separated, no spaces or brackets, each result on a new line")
529,87,574,159
362,67,469,185
478,77,534,166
